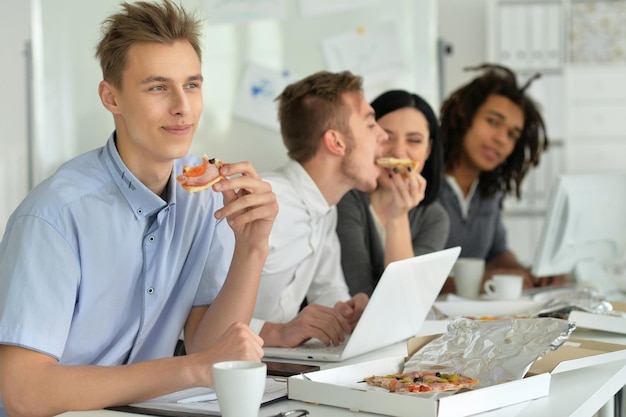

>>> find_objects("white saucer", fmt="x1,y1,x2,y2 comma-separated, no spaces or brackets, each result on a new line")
434,298,544,318
480,294,532,301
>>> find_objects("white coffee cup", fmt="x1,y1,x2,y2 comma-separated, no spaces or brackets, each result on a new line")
452,257,486,299
483,274,523,300
212,361,267,417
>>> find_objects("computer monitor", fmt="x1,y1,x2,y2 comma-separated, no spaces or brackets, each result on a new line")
531,173,626,298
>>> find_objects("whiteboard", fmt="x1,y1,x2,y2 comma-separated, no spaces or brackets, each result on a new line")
31,0,438,183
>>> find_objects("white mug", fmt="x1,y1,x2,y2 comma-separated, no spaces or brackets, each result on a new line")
452,258,486,299
212,361,267,417
483,274,523,300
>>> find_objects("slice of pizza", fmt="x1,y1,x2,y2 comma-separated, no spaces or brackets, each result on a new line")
376,157,420,172
364,370,478,393
176,154,226,193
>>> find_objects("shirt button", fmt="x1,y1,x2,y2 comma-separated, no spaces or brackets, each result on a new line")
148,235,155,243
147,287,154,294
137,208,143,214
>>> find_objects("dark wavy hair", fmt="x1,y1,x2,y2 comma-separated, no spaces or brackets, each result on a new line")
370,90,443,206
440,64,549,199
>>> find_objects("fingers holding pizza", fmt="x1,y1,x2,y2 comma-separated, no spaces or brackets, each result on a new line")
376,157,426,216
389,169,426,210
213,160,277,219
177,155,278,247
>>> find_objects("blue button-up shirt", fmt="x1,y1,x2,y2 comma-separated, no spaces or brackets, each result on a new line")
0,134,234,367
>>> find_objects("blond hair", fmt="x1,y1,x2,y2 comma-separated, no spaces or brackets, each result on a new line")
95,0,203,88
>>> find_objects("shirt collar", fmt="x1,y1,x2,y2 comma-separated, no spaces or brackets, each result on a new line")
446,175,479,219
282,160,332,218
103,133,170,219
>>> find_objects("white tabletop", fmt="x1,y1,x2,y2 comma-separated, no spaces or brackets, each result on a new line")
55,321,626,417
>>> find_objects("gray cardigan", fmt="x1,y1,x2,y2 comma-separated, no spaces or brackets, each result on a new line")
438,179,508,262
336,189,450,297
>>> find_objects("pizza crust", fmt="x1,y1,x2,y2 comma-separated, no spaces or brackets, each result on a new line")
178,175,224,193
376,157,420,172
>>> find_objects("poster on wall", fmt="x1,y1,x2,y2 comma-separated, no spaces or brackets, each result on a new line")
203,0,286,24
322,22,404,85
233,63,296,131
570,1,626,63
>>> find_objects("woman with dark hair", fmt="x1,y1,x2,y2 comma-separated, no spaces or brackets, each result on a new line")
439,63,559,289
336,90,450,296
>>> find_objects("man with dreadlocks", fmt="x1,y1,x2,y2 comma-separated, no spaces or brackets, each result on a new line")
438,63,565,290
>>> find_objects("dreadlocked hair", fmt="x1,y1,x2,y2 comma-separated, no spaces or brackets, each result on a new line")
440,63,549,199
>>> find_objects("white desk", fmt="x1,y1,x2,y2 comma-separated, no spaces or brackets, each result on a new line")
56,324,626,417
260,360,626,417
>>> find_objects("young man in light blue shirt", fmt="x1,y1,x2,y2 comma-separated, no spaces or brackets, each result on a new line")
0,1,277,415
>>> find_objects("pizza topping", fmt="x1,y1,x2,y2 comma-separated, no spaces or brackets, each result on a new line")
176,154,226,193
364,370,478,393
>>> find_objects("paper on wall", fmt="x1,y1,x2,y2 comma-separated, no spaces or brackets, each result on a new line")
233,63,296,131
322,21,404,84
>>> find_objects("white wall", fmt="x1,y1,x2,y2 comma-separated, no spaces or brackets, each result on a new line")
0,0,31,236
438,0,626,270
31,0,439,184
0,0,439,235
0,0,488,240
438,0,488,97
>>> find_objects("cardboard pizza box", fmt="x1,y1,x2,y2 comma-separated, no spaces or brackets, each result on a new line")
287,356,549,417
288,335,551,417
568,302,626,334
408,334,626,376
528,337,626,374
288,356,549,417
288,332,626,417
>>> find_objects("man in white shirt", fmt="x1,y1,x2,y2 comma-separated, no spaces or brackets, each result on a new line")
251,71,389,348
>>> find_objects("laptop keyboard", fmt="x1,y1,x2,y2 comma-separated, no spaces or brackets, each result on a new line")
284,337,348,353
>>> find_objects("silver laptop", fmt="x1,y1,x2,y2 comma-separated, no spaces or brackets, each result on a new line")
262,246,461,362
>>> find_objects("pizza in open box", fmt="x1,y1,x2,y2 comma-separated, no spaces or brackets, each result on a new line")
365,370,478,393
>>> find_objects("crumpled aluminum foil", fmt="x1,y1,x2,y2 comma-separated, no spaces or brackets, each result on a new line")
536,287,613,318
403,317,576,388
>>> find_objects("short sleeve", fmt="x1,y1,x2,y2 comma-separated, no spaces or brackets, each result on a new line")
0,215,80,359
